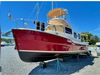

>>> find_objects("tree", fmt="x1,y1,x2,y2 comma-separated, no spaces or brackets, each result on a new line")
94,35,99,43
99,38,100,42
81,31,85,34
81,31,100,45
1,38,12,43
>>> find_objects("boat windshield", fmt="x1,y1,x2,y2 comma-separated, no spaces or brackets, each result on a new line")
78,33,80,39
74,32,77,38
65,27,72,34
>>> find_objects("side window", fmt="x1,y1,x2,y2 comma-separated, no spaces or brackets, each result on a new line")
78,34,80,39
65,27,72,34
74,32,77,38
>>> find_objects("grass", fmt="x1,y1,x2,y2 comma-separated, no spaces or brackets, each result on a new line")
89,45,97,47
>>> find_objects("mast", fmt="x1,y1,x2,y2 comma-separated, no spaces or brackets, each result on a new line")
37,3,39,21
52,1,53,10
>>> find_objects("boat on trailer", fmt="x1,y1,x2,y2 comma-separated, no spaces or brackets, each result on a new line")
9,4,89,62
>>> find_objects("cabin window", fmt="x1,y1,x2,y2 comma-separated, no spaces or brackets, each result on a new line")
74,32,77,38
78,34,80,39
65,27,72,34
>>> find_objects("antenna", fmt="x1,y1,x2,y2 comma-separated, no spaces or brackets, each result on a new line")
52,1,53,10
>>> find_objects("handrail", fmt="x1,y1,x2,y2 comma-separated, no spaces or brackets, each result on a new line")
71,23,78,33
8,12,47,28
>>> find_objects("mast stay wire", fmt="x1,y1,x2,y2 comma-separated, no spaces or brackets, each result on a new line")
38,1,44,12
40,2,47,21
28,2,44,19
67,11,79,32
56,1,58,8
33,2,44,20
28,3,38,19
65,10,78,32
67,11,78,32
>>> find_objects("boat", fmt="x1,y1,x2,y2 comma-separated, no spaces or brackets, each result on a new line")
1,41,7,46
95,42,100,56
96,42,100,47
9,2,89,62
9,39,15,46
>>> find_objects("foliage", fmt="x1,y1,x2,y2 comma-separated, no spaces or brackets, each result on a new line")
1,38,12,43
89,45,96,47
81,31,100,45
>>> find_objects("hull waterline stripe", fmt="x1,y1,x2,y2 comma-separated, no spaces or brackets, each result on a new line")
19,50,88,53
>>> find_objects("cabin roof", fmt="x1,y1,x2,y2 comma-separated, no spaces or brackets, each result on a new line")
47,8,68,18
47,19,71,29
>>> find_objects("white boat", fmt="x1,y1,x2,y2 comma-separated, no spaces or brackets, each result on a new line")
1,41,7,46
96,42,100,47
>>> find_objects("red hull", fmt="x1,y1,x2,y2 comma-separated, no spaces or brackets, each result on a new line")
12,29,88,62
12,29,87,51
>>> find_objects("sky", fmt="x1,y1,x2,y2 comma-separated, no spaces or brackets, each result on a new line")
0,1,100,39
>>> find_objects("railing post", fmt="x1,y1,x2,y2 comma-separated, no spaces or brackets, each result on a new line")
23,19,24,28
53,25,56,32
